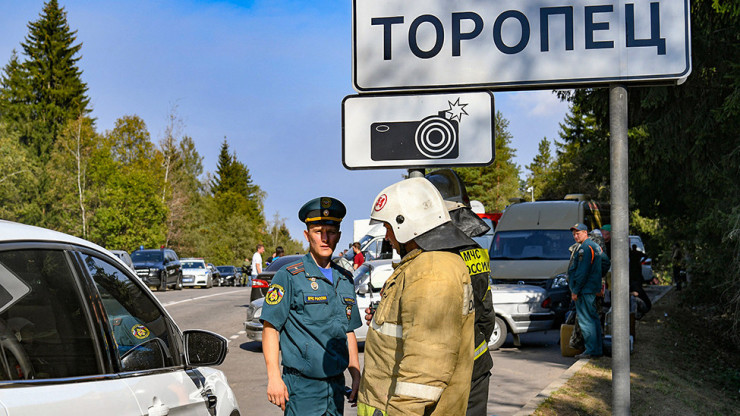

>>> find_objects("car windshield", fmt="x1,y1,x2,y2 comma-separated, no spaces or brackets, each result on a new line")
490,230,574,260
217,266,235,273
266,256,301,271
182,261,205,269
131,251,163,262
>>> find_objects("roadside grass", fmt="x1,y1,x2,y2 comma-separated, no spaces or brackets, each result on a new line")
533,287,740,416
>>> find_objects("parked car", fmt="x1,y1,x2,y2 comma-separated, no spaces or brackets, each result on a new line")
208,263,221,285
244,259,555,350
131,248,183,291
629,235,654,282
109,249,134,271
249,255,303,299
181,258,214,288
216,265,242,287
0,220,241,415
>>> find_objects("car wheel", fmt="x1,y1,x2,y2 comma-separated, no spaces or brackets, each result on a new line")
175,275,183,290
159,272,167,292
206,276,213,288
488,316,507,351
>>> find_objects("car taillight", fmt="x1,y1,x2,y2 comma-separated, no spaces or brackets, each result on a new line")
252,279,269,288
642,259,651,265
541,297,552,308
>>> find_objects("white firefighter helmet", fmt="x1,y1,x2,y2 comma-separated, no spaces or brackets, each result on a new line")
369,178,451,244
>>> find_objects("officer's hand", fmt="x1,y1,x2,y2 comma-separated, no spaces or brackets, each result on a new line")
267,377,289,411
364,307,375,325
571,293,578,301
348,366,361,406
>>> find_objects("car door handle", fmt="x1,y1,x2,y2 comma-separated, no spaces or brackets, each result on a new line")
148,397,170,416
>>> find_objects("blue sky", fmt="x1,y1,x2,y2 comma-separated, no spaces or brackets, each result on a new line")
0,0,569,252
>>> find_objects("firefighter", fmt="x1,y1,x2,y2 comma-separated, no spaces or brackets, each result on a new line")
426,168,496,416
357,178,475,416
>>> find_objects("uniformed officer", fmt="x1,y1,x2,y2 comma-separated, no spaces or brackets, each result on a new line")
260,197,362,415
568,223,604,359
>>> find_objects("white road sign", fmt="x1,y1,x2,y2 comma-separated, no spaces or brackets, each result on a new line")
352,0,691,91
342,91,495,170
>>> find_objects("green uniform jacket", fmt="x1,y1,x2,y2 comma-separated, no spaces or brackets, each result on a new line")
260,253,362,379
568,238,603,295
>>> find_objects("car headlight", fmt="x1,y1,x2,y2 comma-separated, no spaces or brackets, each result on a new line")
254,307,262,320
552,274,569,288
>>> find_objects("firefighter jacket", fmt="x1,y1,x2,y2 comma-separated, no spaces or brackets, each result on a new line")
458,245,495,380
357,249,475,416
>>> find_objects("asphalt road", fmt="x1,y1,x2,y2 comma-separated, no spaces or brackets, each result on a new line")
155,285,670,416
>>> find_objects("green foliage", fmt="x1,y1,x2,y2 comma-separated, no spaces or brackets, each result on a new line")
454,112,521,212
0,0,90,161
550,0,740,343
525,137,553,201
538,103,609,202
0,122,40,221
265,213,307,256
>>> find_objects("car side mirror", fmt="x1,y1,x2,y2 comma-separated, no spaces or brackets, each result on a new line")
120,338,169,371
357,283,369,295
183,330,228,366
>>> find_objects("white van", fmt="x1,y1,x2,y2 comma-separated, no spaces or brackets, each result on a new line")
489,195,609,323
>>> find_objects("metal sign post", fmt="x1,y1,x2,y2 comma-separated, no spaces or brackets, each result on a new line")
609,84,629,415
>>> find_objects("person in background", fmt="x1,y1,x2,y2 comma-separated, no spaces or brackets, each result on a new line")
274,246,284,261
567,223,604,359
629,244,652,313
600,224,612,259
672,242,686,290
351,242,365,270
260,197,361,415
250,244,265,287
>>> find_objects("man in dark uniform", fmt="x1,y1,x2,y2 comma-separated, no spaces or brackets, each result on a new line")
568,223,604,359
260,197,362,415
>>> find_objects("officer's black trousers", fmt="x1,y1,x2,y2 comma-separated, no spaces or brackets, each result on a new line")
466,371,491,416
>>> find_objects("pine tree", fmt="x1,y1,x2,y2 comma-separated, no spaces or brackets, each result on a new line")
454,112,521,212
1,0,90,161
525,137,553,201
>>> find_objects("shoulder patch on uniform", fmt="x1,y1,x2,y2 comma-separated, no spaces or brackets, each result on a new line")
131,324,150,339
287,262,304,275
265,284,285,305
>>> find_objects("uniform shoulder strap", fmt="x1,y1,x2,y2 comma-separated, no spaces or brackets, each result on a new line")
286,262,304,275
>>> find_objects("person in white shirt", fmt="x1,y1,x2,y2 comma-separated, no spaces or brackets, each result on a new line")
250,244,265,286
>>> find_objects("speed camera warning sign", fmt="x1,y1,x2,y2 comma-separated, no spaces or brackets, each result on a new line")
342,91,494,170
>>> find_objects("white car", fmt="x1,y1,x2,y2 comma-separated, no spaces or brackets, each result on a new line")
354,260,554,350
181,258,214,288
0,220,241,416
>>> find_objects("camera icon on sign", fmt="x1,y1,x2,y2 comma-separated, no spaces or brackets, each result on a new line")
370,110,460,161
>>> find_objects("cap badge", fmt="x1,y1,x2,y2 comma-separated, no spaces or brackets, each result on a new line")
374,194,388,212
321,198,331,208
323,209,330,217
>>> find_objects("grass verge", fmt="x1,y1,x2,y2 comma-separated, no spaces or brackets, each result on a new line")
533,288,740,416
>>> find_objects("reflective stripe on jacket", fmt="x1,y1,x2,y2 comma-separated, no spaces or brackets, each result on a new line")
358,249,475,416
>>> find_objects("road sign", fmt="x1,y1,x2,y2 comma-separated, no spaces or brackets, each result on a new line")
352,0,691,91
342,91,494,170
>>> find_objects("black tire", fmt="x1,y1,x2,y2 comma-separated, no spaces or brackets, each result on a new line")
159,271,167,292
205,276,212,289
175,275,183,290
488,316,507,351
